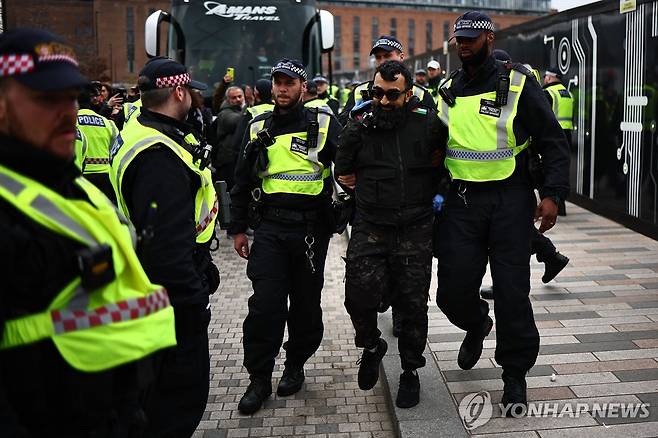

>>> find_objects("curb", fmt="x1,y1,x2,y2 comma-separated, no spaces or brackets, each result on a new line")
377,312,469,438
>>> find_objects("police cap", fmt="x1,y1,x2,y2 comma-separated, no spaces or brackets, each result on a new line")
370,35,404,55
0,28,88,91
138,56,207,91
271,58,307,81
453,11,495,39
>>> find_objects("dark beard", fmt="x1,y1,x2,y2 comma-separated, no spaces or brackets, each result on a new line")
372,104,407,129
459,42,490,67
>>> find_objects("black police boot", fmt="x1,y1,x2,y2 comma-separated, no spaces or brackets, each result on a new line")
392,309,402,338
395,370,420,408
457,316,493,370
357,338,388,391
238,376,272,415
542,252,569,284
480,286,494,300
276,366,305,397
501,371,528,417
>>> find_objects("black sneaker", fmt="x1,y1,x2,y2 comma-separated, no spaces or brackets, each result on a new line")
480,286,494,300
395,370,420,408
237,377,272,415
457,316,493,370
501,372,528,417
357,338,388,390
276,366,305,397
542,252,569,284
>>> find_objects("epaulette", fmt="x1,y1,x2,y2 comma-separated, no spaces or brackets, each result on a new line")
413,82,429,92
497,60,534,79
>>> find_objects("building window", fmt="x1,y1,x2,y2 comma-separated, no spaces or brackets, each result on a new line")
443,20,450,43
426,21,433,51
408,19,415,56
335,16,342,71
390,18,397,38
371,17,379,45
353,16,360,71
126,7,134,73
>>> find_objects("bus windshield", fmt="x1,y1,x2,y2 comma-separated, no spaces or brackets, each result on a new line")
169,0,321,93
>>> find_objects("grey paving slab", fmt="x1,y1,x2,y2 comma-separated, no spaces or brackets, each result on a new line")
612,368,658,382
534,311,602,321
585,247,651,254
442,365,555,383
575,330,658,343
538,341,639,355
537,421,658,437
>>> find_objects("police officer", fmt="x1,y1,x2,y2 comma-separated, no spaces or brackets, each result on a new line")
336,60,442,408
313,75,340,114
110,57,220,437
77,84,119,202
304,78,334,113
230,59,341,415
339,36,435,125
0,28,176,437
435,12,569,413
544,66,573,215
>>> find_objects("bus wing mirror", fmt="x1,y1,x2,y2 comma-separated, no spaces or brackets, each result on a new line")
145,10,168,57
319,10,335,52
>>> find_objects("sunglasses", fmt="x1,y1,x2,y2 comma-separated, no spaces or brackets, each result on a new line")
371,86,409,101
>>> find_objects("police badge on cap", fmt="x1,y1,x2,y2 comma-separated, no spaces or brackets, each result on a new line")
271,59,307,81
453,11,495,38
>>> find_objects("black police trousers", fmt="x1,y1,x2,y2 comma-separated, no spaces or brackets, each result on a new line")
243,219,331,378
144,303,211,438
436,183,540,376
345,216,432,371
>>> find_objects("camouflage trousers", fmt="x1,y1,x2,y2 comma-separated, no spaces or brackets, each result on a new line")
344,216,432,371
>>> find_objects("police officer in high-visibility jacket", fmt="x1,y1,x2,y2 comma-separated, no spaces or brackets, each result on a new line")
110,56,220,437
0,28,176,437
543,67,574,145
434,12,569,415
338,35,435,125
77,84,118,202
230,59,341,415
543,67,573,216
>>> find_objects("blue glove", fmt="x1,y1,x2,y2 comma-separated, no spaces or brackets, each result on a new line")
432,194,444,214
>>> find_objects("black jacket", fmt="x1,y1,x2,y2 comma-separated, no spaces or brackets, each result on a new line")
229,102,341,234
0,135,150,436
212,101,244,167
443,56,570,200
336,99,444,226
339,80,436,125
120,108,218,307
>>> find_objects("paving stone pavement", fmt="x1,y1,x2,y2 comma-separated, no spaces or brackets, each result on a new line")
195,201,658,437
433,202,658,437
193,231,396,438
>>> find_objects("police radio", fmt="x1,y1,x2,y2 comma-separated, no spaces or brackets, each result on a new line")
306,120,319,150
495,74,510,107
438,86,456,107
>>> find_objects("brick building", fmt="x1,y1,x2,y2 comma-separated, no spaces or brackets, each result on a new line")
5,0,168,84
318,0,551,80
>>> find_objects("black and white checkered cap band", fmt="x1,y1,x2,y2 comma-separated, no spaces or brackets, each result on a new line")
0,54,35,77
372,38,403,52
454,19,495,33
271,62,307,80
155,72,190,88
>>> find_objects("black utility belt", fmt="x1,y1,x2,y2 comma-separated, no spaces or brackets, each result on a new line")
261,206,322,224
